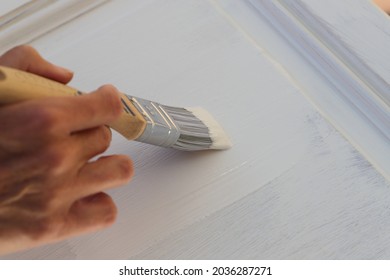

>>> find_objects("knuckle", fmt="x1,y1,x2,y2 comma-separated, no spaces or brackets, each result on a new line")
31,192,57,213
21,192,64,240
41,145,69,175
30,106,59,135
30,215,62,240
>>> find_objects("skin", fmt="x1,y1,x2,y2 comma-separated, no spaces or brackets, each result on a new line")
0,46,133,255
374,0,390,13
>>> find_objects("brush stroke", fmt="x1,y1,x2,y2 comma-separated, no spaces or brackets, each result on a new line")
1,0,389,259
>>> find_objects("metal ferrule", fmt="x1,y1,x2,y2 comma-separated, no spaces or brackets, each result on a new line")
127,95,180,147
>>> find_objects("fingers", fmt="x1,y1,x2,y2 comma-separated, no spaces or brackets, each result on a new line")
60,85,123,133
72,193,117,232
41,155,132,239
374,0,390,13
0,84,123,143
74,155,133,198
0,125,114,183
33,84,123,135
63,192,117,237
0,46,133,254
0,45,73,84
71,126,112,161
0,85,126,186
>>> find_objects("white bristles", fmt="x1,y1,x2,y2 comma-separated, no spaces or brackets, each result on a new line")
185,107,232,150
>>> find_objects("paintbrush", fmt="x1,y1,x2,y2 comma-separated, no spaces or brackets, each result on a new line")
0,66,231,151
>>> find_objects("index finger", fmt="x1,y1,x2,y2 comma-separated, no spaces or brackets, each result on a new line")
43,84,123,134
0,85,123,143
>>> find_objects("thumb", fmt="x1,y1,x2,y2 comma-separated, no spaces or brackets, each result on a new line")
0,45,74,84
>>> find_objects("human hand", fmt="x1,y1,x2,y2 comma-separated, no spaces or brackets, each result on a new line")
0,46,133,255
374,0,390,13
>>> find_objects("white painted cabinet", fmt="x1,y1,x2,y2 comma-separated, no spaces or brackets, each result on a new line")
1,0,389,259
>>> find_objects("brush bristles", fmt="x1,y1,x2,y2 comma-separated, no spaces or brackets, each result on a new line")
161,105,232,151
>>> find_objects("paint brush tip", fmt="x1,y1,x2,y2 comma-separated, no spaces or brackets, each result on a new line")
187,107,232,150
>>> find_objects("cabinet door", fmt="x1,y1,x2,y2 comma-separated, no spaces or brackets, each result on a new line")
1,0,389,259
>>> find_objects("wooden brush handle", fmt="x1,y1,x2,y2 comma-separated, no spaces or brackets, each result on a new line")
0,66,146,140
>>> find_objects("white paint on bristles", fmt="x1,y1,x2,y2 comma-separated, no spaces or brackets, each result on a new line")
187,107,232,150
1,0,390,259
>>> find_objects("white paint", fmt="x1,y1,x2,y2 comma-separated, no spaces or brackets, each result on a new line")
214,0,390,181
187,107,233,149
0,0,108,54
0,0,389,259
0,0,30,17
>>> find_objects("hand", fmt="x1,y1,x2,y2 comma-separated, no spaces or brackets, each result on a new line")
374,0,390,13
0,46,133,255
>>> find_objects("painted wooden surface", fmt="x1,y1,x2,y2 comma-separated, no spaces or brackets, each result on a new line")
1,0,390,259
215,0,390,181
0,0,108,54
0,0,29,16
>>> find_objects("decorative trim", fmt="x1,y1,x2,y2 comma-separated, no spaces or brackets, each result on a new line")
0,0,109,54
214,0,390,180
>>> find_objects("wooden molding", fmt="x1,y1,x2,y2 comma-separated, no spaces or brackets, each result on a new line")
0,0,109,54
214,0,390,180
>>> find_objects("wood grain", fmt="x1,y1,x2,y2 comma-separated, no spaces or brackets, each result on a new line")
1,0,389,259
